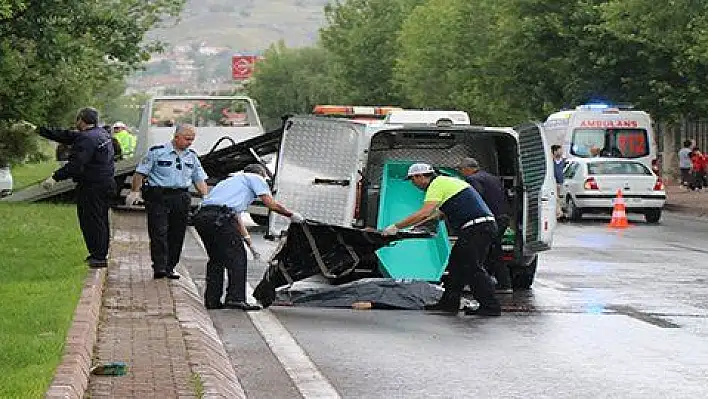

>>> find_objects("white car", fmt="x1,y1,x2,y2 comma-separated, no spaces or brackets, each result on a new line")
560,158,666,223
0,166,13,197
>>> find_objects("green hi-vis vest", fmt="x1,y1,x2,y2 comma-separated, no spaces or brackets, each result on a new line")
114,131,137,157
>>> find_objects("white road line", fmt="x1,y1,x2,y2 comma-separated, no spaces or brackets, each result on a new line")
245,284,341,399
188,227,341,399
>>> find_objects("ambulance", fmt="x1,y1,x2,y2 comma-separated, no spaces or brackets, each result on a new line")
543,104,659,173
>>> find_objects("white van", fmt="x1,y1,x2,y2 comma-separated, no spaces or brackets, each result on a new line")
267,113,557,289
0,166,12,197
544,104,659,173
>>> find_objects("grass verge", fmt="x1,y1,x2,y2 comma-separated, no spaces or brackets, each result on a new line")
0,203,86,397
11,160,59,191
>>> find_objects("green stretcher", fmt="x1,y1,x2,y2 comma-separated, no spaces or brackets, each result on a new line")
376,162,451,281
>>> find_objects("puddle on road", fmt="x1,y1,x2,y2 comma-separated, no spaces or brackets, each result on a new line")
606,305,682,328
669,243,708,255
497,294,683,329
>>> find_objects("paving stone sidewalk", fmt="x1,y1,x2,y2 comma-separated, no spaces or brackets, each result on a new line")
85,211,245,398
664,183,708,217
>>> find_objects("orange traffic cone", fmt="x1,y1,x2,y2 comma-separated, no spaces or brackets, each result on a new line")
608,189,629,228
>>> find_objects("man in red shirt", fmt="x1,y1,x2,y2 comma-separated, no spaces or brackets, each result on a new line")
691,148,707,190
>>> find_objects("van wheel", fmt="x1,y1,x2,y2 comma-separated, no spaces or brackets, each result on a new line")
566,196,582,221
645,209,662,224
511,256,537,290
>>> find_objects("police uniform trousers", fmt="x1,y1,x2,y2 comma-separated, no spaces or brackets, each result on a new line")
192,206,248,308
442,221,501,311
76,181,115,261
144,187,191,275
486,214,512,289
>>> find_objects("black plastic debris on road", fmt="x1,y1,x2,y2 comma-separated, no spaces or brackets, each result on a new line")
253,220,433,308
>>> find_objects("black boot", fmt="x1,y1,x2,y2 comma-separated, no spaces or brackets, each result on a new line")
224,300,262,311
468,270,501,314
464,306,501,317
423,293,460,314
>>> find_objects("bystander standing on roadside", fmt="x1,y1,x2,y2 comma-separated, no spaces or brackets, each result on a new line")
37,107,116,268
690,147,707,191
551,145,566,219
678,140,694,189
125,124,209,279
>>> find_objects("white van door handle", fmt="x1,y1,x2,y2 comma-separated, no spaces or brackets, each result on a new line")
313,178,350,187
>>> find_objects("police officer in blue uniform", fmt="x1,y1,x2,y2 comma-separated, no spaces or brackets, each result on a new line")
193,164,303,310
126,124,209,279
39,107,115,268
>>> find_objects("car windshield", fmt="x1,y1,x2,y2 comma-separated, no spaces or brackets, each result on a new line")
587,161,652,175
570,128,649,158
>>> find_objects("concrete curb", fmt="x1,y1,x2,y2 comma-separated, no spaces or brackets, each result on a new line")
45,268,107,399
173,264,247,398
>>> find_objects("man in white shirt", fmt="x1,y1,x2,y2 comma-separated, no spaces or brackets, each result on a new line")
192,164,303,310
678,140,694,188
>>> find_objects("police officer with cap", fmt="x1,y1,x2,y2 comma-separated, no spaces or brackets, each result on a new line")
382,163,501,316
126,124,209,279
193,164,303,310
38,107,116,268
458,157,513,293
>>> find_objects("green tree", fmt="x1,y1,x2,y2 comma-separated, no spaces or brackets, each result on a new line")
247,42,340,130
597,0,708,121
395,0,526,124
0,0,185,163
320,0,425,106
484,1,612,119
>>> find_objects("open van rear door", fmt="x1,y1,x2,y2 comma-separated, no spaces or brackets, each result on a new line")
269,117,364,236
516,123,557,254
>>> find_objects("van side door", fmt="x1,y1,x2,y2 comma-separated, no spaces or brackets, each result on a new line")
516,123,557,254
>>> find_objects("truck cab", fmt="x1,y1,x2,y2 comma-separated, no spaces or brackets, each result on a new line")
267,112,556,289
134,95,264,158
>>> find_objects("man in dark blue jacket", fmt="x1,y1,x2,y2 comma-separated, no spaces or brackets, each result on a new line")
39,107,115,268
458,158,513,293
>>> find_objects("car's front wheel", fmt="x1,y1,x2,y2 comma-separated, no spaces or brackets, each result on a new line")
645,209,662,224
566,196,583,221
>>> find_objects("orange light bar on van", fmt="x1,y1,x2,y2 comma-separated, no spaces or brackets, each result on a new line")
312,105,403,117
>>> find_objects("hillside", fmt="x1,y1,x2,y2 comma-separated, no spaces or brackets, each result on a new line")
147,0,331,51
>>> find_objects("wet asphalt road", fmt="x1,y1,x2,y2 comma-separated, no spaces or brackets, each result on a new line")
181,212,708,398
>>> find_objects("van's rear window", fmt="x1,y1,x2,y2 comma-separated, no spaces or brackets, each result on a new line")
571,128,649,158
587,162,652,175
